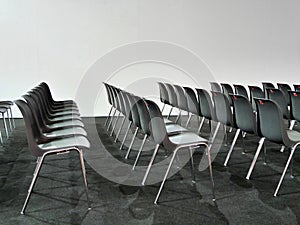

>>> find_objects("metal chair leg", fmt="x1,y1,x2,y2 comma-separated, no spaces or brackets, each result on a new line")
185,114,192,128
125,127,138,159
21,155,45,214
114,117,126,143
189,148,196,183
132,134,147,170
1,112,9,138
104,106,113,127
224,129,240,166
110,112,121,136
78,149,91,210
142,144,160,185
246,137,265,180
274,146,296,196
107,108,116,131
120,121,132,150
197,117,205,134
206,145,216,201
0,130,3,145
154,150,177,204
167,107,173,119
10,107,16,129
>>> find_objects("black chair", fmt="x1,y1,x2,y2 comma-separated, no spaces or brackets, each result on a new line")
183,86,200,128
15,99,91,214
164,83,179,120
288,91,300,130
103,82,115,127
266,88,290,120
277,83,292,106
0,106,10,139
210,82,221,92
173,85,189,124
158,82,170,113
0,100,15,131
293,84,300,92
248,85,264,110
233,84,249,100
221,83,234,106
253,98,300,196
262,82,275,96
224,94,257,166
195,88,216,134
141,99,215,204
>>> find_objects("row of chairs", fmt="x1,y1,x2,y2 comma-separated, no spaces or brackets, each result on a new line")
0,101,15,145
157,82,300,197
103,82,215,204
15,82,91,214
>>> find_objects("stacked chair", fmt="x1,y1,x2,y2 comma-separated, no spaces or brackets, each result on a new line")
15,82,91,215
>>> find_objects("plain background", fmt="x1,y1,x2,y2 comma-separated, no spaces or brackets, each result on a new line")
1,0,300,117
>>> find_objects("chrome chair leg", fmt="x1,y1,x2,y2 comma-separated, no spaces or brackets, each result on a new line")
167,107,173,119
142,144,160,185
132,134,147,170
189,148,196,183
154,149,177,204
274,146,297,196
110,112,121,136
197,117,205,134
206,145,216,201
1,112,9,138
7,110,13,132
161,103,165,113
185,114,192,128
104,106,113,127
0,130,3,145
175,109,181,123
21,155,45,214
224,129,240,166
246,137,265,180
120,121,132,150
78,149,92,210
107,108,116,131
125,127,138,159
114,117,126,143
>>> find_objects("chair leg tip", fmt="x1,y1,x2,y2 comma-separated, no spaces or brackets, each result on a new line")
20,211,24,215
88,207,92,211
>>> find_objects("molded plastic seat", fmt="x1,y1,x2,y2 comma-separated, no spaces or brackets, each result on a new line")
15,99,91,215
253,98,300,196
293,84,300,92
266,88,290,120
248,85,264,110
210,82,221,92
141,100,215,204
233,84,249,100
183,86,200,128
221,83,234,106
277,83,292,105
164,83,179,120
262,82,275,96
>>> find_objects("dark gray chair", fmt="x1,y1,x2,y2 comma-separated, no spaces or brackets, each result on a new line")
221,83,234,106
183,86,200,128
248,85,264,110
277,83,292,106
210,82,221,92
233,84,249,100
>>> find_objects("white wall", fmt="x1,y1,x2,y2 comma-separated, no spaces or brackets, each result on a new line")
1,0,300,116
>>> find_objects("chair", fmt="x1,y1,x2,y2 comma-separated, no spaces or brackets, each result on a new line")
183,86,200,128
164,83,179,120
233,84,249,100
103,82,115,127
158,82,170,113
265,88,289,120
262,82,275,96
248,85,264,110
253,98,300,196
15,99,91,214
210,82,221,92
293,84,300,92
0,106,10,139
277,83,292,106
221,83,234,106
288,91,300,130
195,88,216,134
0,100,15,131
224,94,257,166
173,85,189,124
141,99,215,204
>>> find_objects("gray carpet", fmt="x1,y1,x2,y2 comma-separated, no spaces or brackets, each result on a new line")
1,117,300,225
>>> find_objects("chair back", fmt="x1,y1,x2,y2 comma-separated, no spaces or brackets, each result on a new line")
173,85,188,111
157,82,170,105
210,82,221,92
277,83,291,105
211,91,234,127
266,88,289,119
221,83,234,106
183,86,200,116
233,84,248,100
164,83,178,107
196,88,216,121
289,91,300,122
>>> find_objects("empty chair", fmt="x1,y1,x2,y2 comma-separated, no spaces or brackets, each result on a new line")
277,83,292,106
157,82,170,113
224,94,257,166
266,88,289,120
253,98,300,196
173,85,189,124
141,99,215,204
293,84,300,92
233,84,249,100
210,82,221,92
288,91,300,130
248,85,264,110
103,82,115,127
195,88,216,134
0,100,15,131
15,99,91,214
262,82,275,95
221,83,234,106
183,86,200,128
164,83,179,120
0,106,10,139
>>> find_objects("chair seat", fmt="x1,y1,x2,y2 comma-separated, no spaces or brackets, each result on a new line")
287,130,300,142
50,114,82,122
48,120,84,129
45,127,87,138
169,132,208,145
54,110,80,117
39,135,90,150
163,118,173,124
166,124,187,134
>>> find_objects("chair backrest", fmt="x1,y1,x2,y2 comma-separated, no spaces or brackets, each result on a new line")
157,82,170,105
15,99,45,157
221,83,234,106
230,94,256,134
254,98,292,146
126,93,140,128
248,85,264,110
103,83,113,105
262,82,275,94
210,82,221,92
196,88,216,121
121,91,132,121
293,84,300,92
277,83,291,105
266,88,289,119
289,91,300,122
233,84,249,100
183,86,200,116
173,85,188,111
211,91,234,127
117,89,126,116
164,83,178,107
135,97,151,136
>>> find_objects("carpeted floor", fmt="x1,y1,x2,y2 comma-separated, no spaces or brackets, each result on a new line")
1,117,300,225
